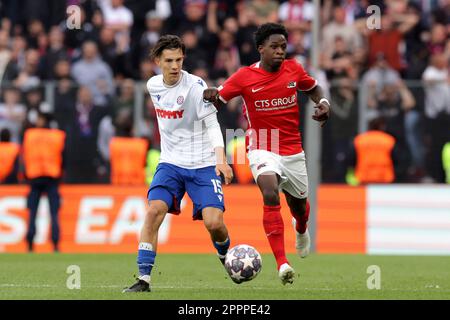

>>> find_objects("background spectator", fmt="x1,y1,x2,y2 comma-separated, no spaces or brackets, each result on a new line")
13,48,42,91
71,41,114,106
422,52,450,182
322,7,363,57
98,0,134,34
23,86,52,130
0,0,448,185
64,86,108,183
0,30,12,87
278,0,313,33
322,78,358,183
40,26,69,80
0,86,26,143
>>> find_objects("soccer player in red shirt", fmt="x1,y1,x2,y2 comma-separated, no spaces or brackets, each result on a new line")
203,23,330,285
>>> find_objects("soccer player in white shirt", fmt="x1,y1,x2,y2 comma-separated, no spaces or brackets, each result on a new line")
123,35,233,292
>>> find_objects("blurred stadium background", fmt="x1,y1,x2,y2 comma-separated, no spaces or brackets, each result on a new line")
0,0,449,299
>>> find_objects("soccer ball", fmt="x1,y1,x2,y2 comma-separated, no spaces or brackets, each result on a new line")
224,244,262,284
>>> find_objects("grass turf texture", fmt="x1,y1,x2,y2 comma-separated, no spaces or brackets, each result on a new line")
0,253,449,300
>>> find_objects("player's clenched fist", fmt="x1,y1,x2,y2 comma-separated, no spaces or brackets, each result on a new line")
203,87,220,104
216,163,233,185
312,100,330,127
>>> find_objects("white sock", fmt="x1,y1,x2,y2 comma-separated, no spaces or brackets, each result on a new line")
139,275,151,283
215,237,229,245
139,242,153,251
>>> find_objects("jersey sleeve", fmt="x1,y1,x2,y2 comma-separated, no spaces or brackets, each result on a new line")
146,79,152,94
295,61,318,91
146,79,157,108
218,69,244,103
191,80,217,120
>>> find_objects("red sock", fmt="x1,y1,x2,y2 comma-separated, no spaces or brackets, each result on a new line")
263,205,288,270
290,200,310,234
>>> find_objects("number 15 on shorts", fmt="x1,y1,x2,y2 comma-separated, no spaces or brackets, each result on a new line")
211,179,223,195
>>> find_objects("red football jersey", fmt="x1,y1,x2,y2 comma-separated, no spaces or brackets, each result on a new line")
218,59,317,156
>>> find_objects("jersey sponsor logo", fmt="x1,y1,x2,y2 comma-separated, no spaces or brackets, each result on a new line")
287,81,296,88
254,94,297,110
152,94,161,101
177,96,184,105
155,108,184,119
251,86,265,93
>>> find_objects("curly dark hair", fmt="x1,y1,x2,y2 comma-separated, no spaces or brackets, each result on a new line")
150,35,186,60
254,23,288,48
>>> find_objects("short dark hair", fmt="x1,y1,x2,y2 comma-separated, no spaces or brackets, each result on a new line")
37,111,53,127
368,117,386,131
150,35,186,60
254,23,288,48
0,128,11,142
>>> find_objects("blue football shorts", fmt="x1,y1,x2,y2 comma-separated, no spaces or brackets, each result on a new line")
147,163,225,220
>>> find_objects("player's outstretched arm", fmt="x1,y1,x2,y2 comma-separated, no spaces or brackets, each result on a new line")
214,147,234,185
204,112,233,184
203,87,224,109
304,85,331,127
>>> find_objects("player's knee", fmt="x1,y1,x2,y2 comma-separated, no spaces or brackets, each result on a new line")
299,201,307,214
204,217,225,234
261,189,280,205
145,206,164,225
290,201,306,216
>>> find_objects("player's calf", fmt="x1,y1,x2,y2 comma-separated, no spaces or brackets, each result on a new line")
203,207,230,265
124,200,167,293
285,194,309,234
263,205,289,269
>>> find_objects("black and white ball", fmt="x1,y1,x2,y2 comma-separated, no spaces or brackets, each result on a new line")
225,244,262,284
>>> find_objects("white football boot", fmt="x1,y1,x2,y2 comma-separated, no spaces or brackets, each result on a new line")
278,263,295,285
292,217,310,258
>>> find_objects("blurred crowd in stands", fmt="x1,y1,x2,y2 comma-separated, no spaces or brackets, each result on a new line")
0,0,449,184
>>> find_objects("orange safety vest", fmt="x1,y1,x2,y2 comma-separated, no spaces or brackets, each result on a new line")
23,128,65,179
354,130,395,184
110,137,149,185
0,142,20,182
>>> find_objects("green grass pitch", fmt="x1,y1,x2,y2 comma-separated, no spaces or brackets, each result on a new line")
0,253,449,300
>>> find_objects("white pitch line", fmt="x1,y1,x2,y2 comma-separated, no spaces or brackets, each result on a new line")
0,284,328,290
1,283,449,293
0,284,59,288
